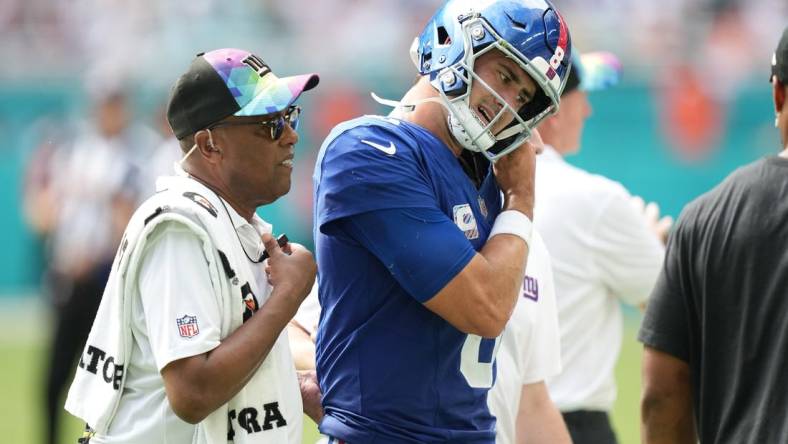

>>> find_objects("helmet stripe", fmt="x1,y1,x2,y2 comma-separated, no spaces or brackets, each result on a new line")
555,10,569,53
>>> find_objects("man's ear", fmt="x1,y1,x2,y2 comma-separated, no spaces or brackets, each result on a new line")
538,112,560,136
193,129,222,163
774,78,786,114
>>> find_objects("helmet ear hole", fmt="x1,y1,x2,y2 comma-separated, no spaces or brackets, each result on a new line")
519,88,551,122
409,37,421,68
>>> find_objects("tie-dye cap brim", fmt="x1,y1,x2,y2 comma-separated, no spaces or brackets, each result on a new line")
201,49,319,116
166,48,319,139
234,73,318,116
577,51,622,92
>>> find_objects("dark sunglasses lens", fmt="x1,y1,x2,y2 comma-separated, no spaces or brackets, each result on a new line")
271,118,286,140
270,107,300,140
289,108,300,132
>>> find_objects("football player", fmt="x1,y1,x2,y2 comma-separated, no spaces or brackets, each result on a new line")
311,0,572,442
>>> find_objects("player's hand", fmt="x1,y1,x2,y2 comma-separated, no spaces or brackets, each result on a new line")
262,233,316,308
493,129,543,218
631,196,673,245
298,370,324,424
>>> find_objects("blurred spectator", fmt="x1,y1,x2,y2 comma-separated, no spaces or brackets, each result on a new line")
270,0,438,82
145,103,182,195
658,64,724,161
0,0,784,87
23,87,150,444
22,121,66,240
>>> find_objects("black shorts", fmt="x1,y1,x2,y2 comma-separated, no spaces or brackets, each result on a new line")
562,410,618,444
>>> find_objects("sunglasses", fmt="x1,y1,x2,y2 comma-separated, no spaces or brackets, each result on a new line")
208,105,301,140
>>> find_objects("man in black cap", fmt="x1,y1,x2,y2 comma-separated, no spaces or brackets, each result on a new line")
639,27,788,444
64,48,319,444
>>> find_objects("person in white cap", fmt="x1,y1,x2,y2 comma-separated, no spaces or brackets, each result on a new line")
535,51,672,444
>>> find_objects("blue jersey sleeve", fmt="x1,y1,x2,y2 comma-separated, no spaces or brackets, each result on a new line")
332,207,476,303
314,121,437,230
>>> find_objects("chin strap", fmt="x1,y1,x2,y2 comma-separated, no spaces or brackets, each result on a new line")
370,91,525,144
371,91,480,154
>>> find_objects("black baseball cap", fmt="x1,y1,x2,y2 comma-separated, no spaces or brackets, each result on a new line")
166,48,319,139
772,27,788,84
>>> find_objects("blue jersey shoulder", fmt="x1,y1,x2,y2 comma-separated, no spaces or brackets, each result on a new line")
314,116,448,229
315,115,428,177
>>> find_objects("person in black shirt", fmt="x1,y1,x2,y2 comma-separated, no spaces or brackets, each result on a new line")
638,26,788,444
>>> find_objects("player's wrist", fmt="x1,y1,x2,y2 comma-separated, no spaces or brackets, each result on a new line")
489,210,532,247
501,193,534,220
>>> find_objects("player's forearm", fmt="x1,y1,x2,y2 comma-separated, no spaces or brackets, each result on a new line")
422,213,529,337
162,291,298,423
458,234,528,336
478,233,528,309
515,382,571,444
425,238,526,337
518,413,571,444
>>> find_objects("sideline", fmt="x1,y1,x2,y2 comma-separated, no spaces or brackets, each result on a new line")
0,295,49,345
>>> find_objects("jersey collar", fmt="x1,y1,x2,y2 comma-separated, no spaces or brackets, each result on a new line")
162,166,273,260
540,144,564,163
222,200,271,261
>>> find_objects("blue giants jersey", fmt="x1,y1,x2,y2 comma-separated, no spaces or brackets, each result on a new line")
313,116,503,443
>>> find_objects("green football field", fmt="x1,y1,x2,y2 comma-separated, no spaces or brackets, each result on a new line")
0,301,642,444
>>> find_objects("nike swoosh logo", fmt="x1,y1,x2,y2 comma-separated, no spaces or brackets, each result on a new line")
361,139,396,156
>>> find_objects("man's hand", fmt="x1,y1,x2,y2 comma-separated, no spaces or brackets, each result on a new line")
631,196,673,245
298,370,324,424
262,233,316,314
493,129,543,219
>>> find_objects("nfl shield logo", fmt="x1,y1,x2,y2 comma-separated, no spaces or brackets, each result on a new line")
176,315,200,338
